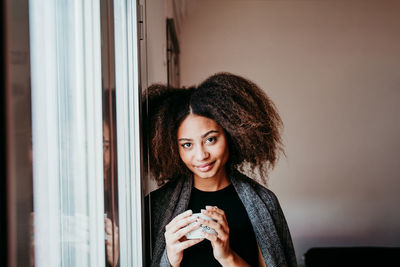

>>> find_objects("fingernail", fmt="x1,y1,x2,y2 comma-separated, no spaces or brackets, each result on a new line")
205,206,212,210
186,209,192,214
201,209,206,213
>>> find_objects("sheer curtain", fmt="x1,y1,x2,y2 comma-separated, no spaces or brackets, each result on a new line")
29,0,105,266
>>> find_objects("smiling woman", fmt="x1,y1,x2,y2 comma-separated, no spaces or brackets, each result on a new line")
144,72,297,267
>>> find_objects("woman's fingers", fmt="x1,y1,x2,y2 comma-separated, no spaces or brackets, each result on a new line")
198,218,228,241
200,207,230,242
104,217,113,234
168,210,193,226
175,221,201,239
166,238,204,265
167,215,198,235
178,238,204,251
201,231,219,243
198,217,222,232
165,210,193,232
201,209,228,231
165,210,203,244
205,206,226,222
206,205,225,216
166,221,200,243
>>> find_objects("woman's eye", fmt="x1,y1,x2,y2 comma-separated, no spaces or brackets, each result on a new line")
181,143,192,149
205,136,217,144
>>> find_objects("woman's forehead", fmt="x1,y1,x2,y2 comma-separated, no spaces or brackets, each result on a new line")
177,114,222,139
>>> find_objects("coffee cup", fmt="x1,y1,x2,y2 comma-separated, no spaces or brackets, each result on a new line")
185,213,217,239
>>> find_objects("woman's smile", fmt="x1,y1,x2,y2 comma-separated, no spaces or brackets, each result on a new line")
195,161,216,172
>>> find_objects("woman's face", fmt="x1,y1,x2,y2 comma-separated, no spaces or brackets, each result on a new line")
177,114,229,182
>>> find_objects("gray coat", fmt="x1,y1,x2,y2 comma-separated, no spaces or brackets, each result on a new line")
147,170,298,267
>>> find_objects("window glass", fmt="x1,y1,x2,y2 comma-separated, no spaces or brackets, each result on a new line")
29,1,105,266
102,90,120,267
113,0,144,265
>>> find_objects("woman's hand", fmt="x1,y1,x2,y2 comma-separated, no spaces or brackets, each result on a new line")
200,206,250,267
199,206,231,263
105,217,119,267
164,210,204,267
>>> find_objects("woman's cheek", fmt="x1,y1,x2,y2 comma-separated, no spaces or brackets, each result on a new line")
179,150,192,167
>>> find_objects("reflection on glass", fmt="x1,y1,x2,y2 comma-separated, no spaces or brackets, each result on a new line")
103,90,120,267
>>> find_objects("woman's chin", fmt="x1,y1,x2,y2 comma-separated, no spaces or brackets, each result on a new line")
195,173,214,180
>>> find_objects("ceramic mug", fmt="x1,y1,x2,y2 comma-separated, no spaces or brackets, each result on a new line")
185,213,217,239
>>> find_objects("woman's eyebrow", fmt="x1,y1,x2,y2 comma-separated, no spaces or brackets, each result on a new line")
178,130,219,141
178,137,192,142
201,130,219,138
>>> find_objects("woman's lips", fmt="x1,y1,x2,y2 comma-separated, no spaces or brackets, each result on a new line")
195,161,215,172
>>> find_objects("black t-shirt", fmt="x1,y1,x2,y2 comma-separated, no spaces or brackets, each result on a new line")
181,184,259,267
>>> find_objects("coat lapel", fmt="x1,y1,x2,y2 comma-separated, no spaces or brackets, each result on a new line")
231,173,288,267
152,177,193,266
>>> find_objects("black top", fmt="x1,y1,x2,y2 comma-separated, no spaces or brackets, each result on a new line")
181,184,259,267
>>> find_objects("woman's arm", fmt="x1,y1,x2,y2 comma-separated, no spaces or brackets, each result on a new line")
217,250,251,267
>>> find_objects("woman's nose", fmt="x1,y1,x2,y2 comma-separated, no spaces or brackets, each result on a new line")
195,146,210,161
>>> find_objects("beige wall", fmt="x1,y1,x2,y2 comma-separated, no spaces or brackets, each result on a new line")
145,0,184,193
146,0,168,85
179,0,400,263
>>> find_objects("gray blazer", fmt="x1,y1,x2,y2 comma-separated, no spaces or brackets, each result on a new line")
147,170,298,267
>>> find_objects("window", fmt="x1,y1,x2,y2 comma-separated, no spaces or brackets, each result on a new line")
3,0,144,266
30,0,106,265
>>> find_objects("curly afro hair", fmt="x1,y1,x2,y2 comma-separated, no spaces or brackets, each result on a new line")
143,72,284,186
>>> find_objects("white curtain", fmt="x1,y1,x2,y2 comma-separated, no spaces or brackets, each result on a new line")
29,0,105,266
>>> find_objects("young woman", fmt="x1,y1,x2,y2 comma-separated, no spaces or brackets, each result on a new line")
144,73,297,267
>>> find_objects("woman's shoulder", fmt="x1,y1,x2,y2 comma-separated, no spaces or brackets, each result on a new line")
232,170,281,208
145,177,182,203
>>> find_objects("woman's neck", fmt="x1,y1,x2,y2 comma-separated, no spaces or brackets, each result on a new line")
193,170,231,192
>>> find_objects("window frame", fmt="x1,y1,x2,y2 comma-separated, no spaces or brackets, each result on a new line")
113,0,145,265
